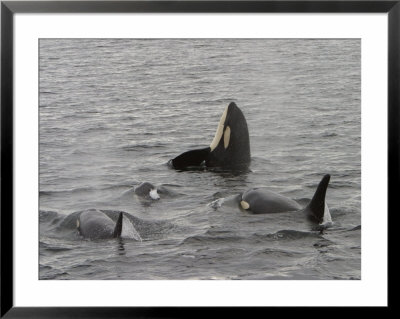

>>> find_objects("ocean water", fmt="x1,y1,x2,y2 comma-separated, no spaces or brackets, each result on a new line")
39,39,361,280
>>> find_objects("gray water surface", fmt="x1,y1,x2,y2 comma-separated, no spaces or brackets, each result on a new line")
39,39,360,280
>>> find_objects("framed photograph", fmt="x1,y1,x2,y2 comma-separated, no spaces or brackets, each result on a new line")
1,0,395,316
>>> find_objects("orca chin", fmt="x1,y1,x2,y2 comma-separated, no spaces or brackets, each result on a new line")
170,102,251,170
240,174,332,225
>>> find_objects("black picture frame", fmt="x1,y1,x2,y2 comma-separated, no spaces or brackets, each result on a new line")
1,0,395,317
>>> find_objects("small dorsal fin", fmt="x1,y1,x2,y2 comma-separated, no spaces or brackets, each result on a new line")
306,174,331,224
113,212,123,238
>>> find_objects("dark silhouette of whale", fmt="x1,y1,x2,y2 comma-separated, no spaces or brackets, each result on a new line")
240,174,331,224
170,102,250,170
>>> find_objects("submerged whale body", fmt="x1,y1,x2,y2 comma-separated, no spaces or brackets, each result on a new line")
134,182,160,200
170,102,251,170
47,209,173,241
77,209,123,239
240,174,332,225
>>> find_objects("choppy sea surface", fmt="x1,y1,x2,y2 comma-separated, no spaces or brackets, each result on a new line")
39,39,361,280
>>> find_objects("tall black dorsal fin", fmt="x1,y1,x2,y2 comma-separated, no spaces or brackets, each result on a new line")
113,212,123,238
305,174,331,224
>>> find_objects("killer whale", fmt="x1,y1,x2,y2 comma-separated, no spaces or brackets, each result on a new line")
170,102,251,170
77,209,123,239
240,174,331,224
134,182,160,200
50,209,170,241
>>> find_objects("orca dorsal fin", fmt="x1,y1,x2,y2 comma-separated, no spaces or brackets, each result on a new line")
305,174,331,224
113,212,123,238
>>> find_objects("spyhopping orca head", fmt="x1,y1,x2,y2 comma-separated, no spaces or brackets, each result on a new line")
170,102,251,170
